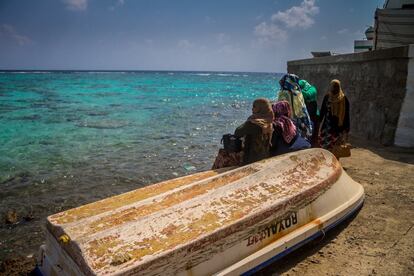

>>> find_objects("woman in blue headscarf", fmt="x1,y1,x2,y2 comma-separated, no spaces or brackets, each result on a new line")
277,73,312,140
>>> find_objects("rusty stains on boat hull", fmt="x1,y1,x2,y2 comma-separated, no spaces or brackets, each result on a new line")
43,149,343,275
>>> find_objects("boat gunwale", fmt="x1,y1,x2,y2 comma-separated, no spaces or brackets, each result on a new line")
96,152,342,275
47,167,235,226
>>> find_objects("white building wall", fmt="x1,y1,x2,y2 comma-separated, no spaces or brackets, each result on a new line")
395,44,414,147
374,8,414,50
354,40,373,53
384,0,414,9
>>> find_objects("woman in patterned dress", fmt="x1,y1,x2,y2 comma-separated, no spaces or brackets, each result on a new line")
319,79,350,152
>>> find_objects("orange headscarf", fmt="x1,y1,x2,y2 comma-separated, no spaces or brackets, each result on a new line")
248,98,274,139
328,79,346,127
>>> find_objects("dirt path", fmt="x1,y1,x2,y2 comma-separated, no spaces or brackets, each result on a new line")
257,145,414,276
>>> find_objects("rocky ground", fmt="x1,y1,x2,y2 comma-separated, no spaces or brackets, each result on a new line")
1,141,413,276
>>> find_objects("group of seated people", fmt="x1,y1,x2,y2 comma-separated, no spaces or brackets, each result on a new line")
234,98,310,165
213,73,350,169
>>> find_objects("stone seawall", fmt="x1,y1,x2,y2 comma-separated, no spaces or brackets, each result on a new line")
287,45,413,146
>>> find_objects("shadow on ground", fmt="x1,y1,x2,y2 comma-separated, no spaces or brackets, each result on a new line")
350,135,414,165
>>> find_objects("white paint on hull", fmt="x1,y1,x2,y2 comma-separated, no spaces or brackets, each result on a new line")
37,149,364,276
211,170,364,276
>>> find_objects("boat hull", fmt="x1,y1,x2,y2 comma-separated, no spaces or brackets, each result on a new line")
212,169,364,276
36,149,364,276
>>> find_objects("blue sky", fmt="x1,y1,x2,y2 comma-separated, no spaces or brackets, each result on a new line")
0,0,384,72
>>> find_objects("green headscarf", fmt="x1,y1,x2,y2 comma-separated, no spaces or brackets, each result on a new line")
298,79,317,102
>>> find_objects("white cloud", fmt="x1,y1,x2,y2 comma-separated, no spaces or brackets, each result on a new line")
337,28,349,34
216,44,241,55
62,0,88,11
271,0,319,29
177,39,194,49
0,24,32,46
253,0,318,46
253,22,287,46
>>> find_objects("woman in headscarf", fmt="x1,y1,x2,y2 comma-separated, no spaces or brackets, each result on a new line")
298,79,319,147
277,74,313,140
270,101,310,156
319,79,350,151
234,98,273,164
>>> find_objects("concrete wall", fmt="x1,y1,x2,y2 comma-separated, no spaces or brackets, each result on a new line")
287,45,411,146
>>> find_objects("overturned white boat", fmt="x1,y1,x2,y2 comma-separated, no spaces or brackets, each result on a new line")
36,148,364,275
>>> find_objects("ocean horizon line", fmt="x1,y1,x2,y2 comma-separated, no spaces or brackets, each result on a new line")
0,69,283,75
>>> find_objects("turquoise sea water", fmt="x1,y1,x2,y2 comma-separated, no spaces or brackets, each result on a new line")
0,71,281,257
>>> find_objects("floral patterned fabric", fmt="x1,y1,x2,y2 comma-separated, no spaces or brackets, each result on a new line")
212,149,243,169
